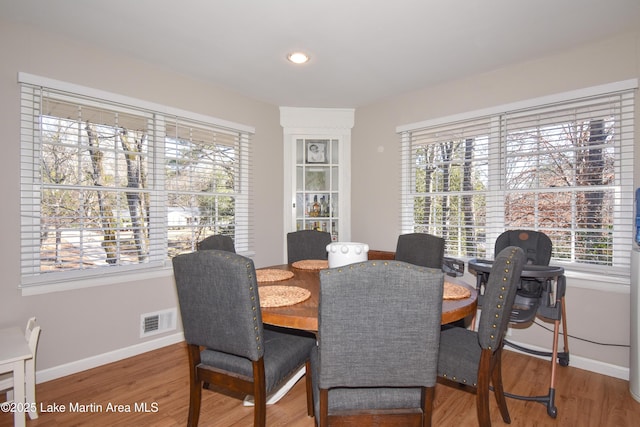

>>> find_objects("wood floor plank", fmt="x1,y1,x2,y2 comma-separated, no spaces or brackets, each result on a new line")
2,342,639,426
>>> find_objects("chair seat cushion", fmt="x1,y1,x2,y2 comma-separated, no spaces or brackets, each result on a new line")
437,326,482,386
201,328,315,393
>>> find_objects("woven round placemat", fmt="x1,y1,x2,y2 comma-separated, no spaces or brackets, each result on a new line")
259,285,311,308
291,259,329,270
256,269,294,283
443,282,472,300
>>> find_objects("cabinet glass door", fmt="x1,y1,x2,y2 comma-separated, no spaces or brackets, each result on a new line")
295,138,339,241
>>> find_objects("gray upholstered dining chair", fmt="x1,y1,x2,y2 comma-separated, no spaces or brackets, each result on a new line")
395,232,457,326
310,260,444,427
172,250,316,427
395,232,445,269
437,246,526,427
287,230,332,263
196,234,236,253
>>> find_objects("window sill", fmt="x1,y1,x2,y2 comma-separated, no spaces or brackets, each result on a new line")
20,251,256,296
564,269,630,293
20,266,174,296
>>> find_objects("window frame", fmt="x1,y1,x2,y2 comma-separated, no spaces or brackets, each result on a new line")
397,80,637,283
19,73,254,295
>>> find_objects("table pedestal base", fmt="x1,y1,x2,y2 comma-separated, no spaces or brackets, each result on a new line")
242,365,306,406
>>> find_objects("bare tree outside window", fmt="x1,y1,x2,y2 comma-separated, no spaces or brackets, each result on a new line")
24,83,251,284
40,114,152,270
403,89,633,271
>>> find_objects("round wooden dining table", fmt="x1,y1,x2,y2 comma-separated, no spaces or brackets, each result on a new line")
258,262,478,332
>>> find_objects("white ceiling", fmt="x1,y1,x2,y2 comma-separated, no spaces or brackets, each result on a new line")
2,0,639,108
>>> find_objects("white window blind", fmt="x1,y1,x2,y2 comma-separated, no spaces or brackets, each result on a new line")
19,73,254,289
398,81,636,279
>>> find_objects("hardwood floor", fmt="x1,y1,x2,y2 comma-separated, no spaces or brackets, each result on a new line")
1,342,639,426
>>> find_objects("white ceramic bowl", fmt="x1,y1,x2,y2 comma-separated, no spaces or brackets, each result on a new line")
326,242,370,268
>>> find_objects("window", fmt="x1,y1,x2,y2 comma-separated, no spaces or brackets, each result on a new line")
20,73,254,290
398,80,636,279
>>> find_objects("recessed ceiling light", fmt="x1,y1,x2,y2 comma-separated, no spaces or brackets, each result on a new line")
287,52,310,64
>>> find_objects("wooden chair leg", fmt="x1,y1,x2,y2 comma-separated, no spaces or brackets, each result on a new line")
423,386,435,427
187,379,202,427
319,388,329,427
252,360,267,427
491,350,511,424
476,351,492,427
305,360,314,417
186,345,202,427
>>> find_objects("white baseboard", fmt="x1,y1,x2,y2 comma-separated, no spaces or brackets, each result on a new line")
505,340,629,380
35,332,184,384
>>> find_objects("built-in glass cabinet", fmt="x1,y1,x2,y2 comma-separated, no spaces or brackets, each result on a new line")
280,107,354,255
295,138,340,240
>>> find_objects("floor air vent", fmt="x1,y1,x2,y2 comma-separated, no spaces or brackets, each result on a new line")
140,308,177,338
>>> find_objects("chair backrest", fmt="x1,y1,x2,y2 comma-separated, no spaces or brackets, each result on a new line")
25,317,41,354
196,234,236,253
286,230,332,263
494,230,551,266
478,246,526,350
395,232,445,269
318,260,444,389
172,250,263,361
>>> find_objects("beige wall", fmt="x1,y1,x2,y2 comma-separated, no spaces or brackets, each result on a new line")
352,30,640,370
0,20,285,373
1,18,638,379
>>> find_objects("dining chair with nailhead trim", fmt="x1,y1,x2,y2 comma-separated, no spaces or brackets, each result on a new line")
437,246,525,427
311,260,444,427
172,250,316,426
